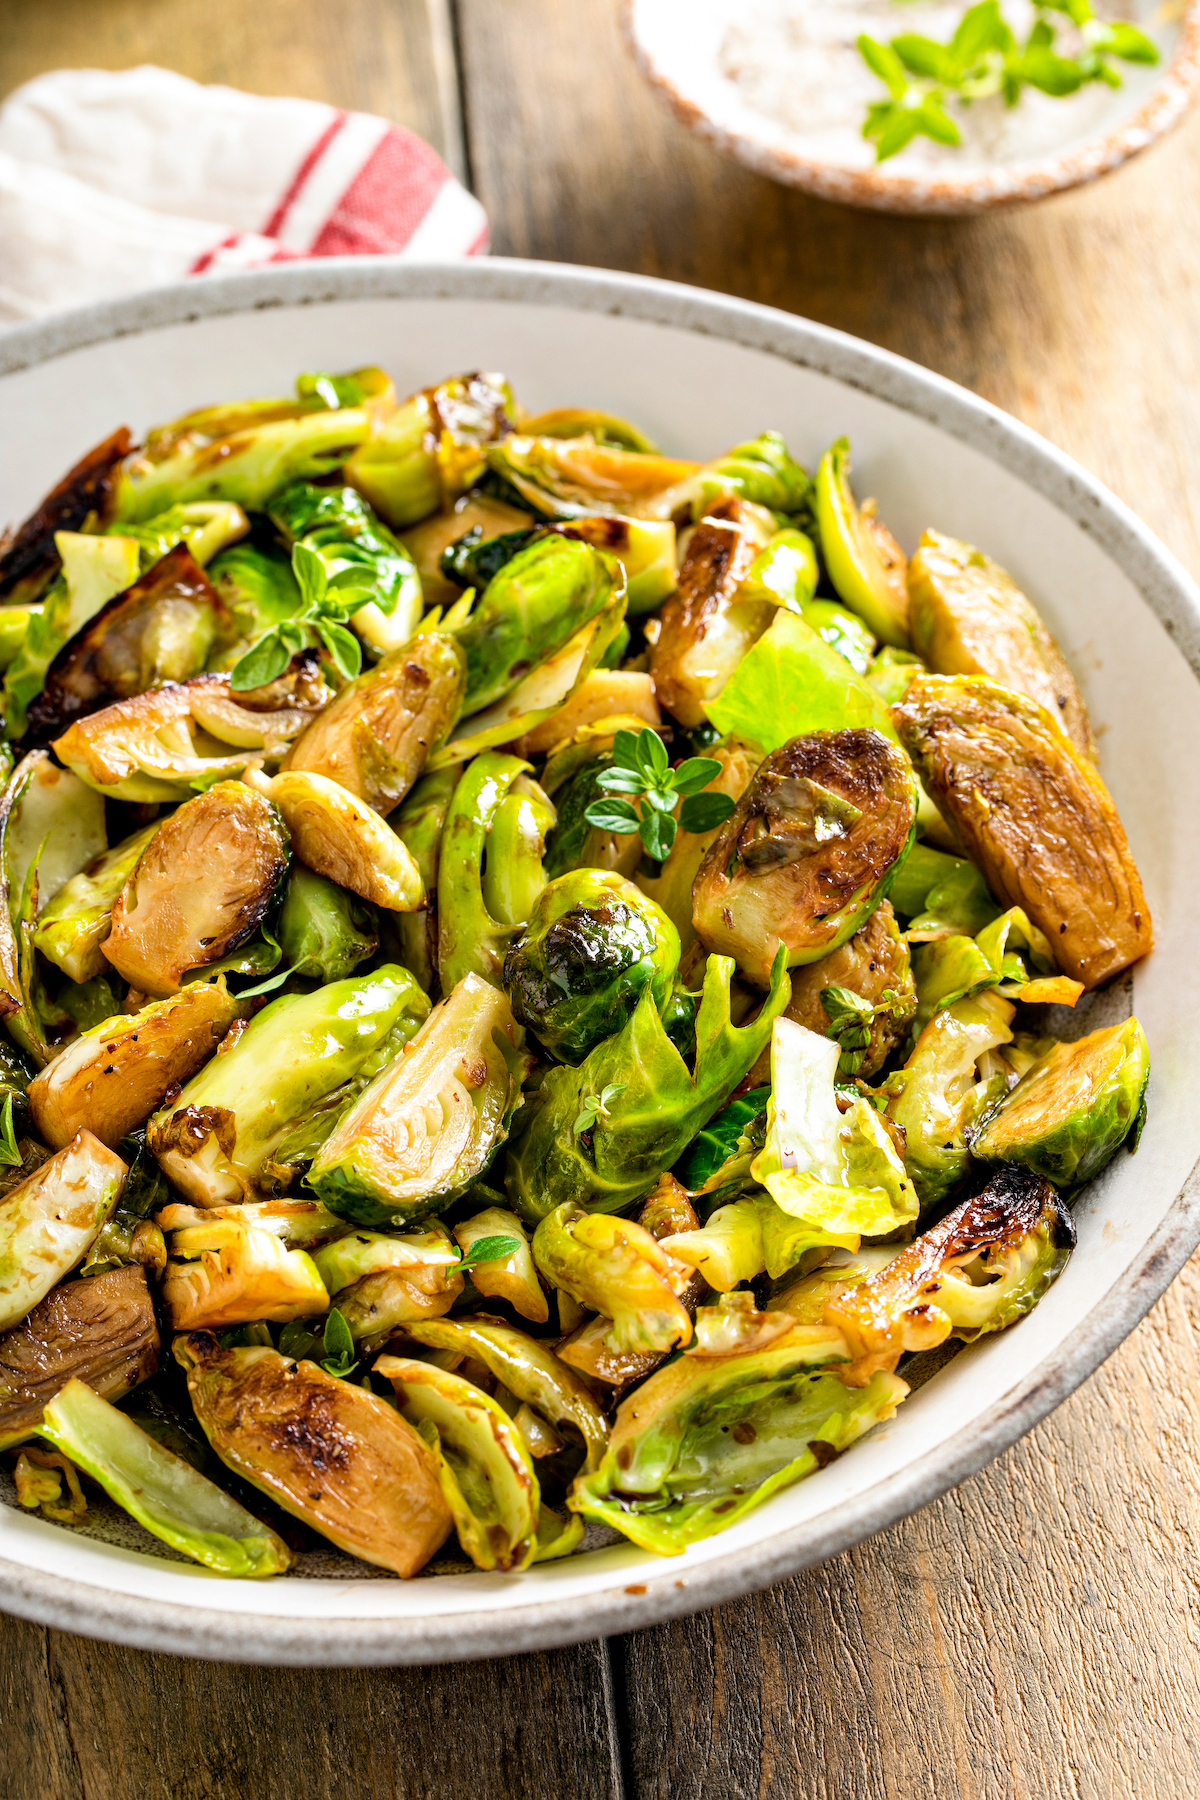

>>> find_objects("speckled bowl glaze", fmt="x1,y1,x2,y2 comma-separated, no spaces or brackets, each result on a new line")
1,259,1200,1665
625,0,1200,215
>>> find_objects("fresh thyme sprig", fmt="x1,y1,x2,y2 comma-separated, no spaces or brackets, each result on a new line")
583,727,736,863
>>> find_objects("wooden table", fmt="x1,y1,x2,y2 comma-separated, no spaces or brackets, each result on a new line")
3,4,1200,1794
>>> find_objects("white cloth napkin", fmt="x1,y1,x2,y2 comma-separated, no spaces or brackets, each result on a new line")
0,66,489,324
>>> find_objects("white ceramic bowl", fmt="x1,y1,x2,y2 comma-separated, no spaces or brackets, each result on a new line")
1,259,1199,1665
626,0,1200,215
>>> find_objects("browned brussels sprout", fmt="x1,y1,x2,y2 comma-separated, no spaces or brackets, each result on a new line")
907,530,1095,759
403,494,534,609
103,783,290,996
693,728,917,988
484,435,698,518
894,674,1152,989
281,631,465,814
346,372,514,529
649,501,775,728
33,823,159,985
24,545,233,742
0,427,133,606
176,1332,452,1575
0,1131,128,1332
813,440,909,648
0,1265,159,1451
161,1216,329,1329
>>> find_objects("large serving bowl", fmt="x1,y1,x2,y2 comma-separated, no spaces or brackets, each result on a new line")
1,259,1199,1665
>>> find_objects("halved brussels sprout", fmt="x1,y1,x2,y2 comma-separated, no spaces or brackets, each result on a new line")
406,1315,610,1472
5,530,142,738
24,545,233,742
28,981,238,1151
894,674,1152,989
484,435,698,519
549,516,675,615
570,1322,904,1554
693,727,917,988
310,1222,458,1297
149,966,429,1205
504,869,680,1063
309,973,528,1227
506,949,789,1221
513,670,660,759
176,1332,452,1575
281,632,465,813
267,770,423,913
533,1200,694,1355
32,823,159,984
0,427,133,607
0,1131,126,1332
971,1017,1149,1188
908,530,1095,759
825,1164,1075,1381
161,1217,329,1329
390,766,458,994
269,480,424,655
453,1205,548,1323
649,502,776,728
0,1265,159,1451
406,493,534,608
374,1355,540,1572
885,989,1015,1210
40,1377,294,1576
346,372,514,529
437,753,543,991
277,865,378,982
103,783,290,996
813,440,909,648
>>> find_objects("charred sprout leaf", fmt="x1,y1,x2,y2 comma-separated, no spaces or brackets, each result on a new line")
583,726,736,864
533,1201,693,1355
5,532,141,739
346,371,514,529
160,1217,329,1331
483,435,697,520
0,428,133,607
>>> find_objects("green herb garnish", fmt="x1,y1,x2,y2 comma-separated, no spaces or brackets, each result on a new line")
582,726,735,862
229,541,373,691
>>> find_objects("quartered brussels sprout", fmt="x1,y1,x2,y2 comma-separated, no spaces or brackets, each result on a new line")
346,371,514,528
513,669,660,760
282,632,465,814
309,973,528,1227
390,766,458,993
149,965,429,1205
908,529,1095,759
437,753,550,991
177,1332,452,1576
268,770,424,913
269,480,424,655
533,1201,694,1355
824,1164,1075,1380
28,981,238,1151
0,1131,126,1332
894,674,1152,989
5,530,142,739
505,949,789,1220
650,501,779,728
453,1204,548,1323
103,782,290,996
161,1216,329,1329
277,865,378,982
41,1378,294,1577
570,1321,904,1554
24,545,233,743
692,727,917,988
971,1017,1149,1189
813,440,909,648
503,869,680,1063
0,427,133,607
374,1355,540,1572
483,435,698,519
885,989,1016,1210
32,823,158,984
0,1265,159,1451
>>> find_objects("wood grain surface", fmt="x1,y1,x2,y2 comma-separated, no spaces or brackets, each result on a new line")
3,2,1200,1795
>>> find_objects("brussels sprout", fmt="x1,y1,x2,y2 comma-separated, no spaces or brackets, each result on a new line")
437,753,543,991
5,531,142,738
110,500,249,575
277,865,378,982
452,1205,548,1323
0,1131,126,1332
149,966,429,1205
888,841,1000,939
506,949,789,1221
909,904,1070,1033
504,869,680,1063
908,530,1095,759
176,1332,452,1575
521,407,660,452
406,1315,610,1472
32,824,159,984
649,502,777,729
156,1197,348,1247
390,766,458,993
483,435,698,519
570,1322,904,1554
0,426,133,607
374,1355,540,1572
52,668,329,803
865,645,924,708
310,1223,459,1298
407,493,534,607
693,727,917,988
281,632,465,814
268,770,424,913
27,981,238,1151
207,541,301,660
514,670,660,760
0,1266,159,1451
825,1164,1075,1380
894,674,1152,989
813,440,909,648
800,599,877,675
334,1251,464,1344
533,1201,693,1354
885,989,1016,1210
658,1200,767,1293
269,480,425,656
40,1378,294,1576
102,783,289,996
23,546,232,742
346,372,514,528
479,783,556,932
309,973,528,1227
161,1217,329,1329
971,1017,1149,1188
541,517,675,615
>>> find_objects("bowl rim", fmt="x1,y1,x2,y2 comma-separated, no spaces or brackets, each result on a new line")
1,254,1199,1665
623,0,1200,216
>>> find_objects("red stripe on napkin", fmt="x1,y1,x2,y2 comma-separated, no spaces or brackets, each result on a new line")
261,110,349,239
311,126,448,256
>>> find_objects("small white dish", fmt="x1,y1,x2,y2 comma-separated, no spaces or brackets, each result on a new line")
1,258,1199,1663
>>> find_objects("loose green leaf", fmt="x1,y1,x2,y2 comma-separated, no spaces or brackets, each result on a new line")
320,1307,358,1379
0,1094,21,1168
456,1234,523,1272
678,791,736,834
